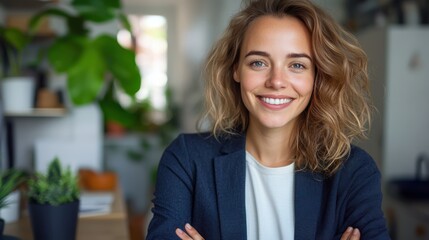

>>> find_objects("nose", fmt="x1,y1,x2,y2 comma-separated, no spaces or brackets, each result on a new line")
265,66,287,89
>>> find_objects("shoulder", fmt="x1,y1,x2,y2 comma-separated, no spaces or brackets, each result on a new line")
165,132,223,154
161,132,239,165
331,145,382,188
341,145,380,175
166,132,245,153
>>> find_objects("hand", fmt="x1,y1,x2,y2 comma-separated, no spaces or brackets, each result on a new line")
176,223,205,240
340,227,360,240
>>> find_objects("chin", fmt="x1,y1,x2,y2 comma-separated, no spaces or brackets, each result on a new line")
259,119,295,130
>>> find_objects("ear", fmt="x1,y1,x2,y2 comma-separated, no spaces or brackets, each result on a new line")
233,66,240,83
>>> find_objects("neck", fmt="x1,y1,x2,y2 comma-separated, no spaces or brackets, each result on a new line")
245,124,294,167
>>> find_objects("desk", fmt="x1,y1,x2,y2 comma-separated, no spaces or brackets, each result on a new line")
4,187,129,240
384,194,429,239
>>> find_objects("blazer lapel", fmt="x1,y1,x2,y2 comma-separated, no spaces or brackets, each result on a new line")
214,135,247,240
294,170,324,239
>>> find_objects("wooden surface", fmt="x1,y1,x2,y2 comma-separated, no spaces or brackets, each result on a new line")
4,187,129,240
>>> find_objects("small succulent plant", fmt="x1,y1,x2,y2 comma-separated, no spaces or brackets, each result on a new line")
28,157,79,206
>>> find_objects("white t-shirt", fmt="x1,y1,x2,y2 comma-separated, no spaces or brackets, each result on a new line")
245,151,295,240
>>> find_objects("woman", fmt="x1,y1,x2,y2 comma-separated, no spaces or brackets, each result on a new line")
147,0,390,239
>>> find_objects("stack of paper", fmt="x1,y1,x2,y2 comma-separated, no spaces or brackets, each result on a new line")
79,191,114,217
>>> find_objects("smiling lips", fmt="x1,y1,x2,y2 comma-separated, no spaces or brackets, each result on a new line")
260,97,292,105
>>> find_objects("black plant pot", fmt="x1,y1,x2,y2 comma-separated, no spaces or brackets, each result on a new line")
0,218,4,236
28,200,80,240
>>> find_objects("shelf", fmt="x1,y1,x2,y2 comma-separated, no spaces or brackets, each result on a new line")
4,108,67,118
0,0,58,10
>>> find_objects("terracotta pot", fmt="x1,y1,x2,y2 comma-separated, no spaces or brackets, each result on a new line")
79,169,117,191
106,121,125,136
36,88,62,108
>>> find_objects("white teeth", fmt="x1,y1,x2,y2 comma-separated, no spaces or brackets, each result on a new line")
261,97,292,105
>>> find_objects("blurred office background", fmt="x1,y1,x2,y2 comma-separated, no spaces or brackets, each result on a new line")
1,0,429,239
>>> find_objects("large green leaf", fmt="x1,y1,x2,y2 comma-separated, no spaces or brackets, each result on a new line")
29,8,89,36
72,0,120,9
74,7,117,23
98,82,139,128
72,0,120,22
29,8,72,34
66,16,90,36
47,36,84,73
117,12,132,32
94,35,141,95
99,97,140,129
66,44,106,105
0,169,25,208
0,26,30,76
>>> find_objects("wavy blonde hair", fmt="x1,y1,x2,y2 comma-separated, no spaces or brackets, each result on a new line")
201,0,371,175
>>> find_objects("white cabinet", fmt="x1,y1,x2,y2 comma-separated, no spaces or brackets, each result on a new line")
357,27,429,180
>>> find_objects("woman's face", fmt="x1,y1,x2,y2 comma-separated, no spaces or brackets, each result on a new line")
234,15,315,133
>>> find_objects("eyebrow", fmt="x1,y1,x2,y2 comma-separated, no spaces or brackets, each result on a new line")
245,51,270,58
244,51,313,62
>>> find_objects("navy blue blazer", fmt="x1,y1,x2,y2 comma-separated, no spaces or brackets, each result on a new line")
146,133,390,240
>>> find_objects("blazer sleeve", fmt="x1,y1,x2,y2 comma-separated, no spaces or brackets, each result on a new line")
335,148,391,240
146,135,194,240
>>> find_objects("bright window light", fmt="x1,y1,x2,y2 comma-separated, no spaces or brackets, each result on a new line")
117,15,168,123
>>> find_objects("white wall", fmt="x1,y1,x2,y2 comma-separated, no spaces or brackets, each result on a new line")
11,104,103,173
312,0,345,22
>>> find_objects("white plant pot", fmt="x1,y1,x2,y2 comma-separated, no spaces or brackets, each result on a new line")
0,190,21,223
1,76,35,113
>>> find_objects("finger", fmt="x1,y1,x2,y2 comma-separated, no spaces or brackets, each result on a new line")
184,223,205,240
340,227,353,240
176,228,192,240
349,228,361,240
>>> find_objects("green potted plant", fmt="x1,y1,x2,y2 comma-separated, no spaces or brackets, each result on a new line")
27,157,80,240
0,25,35,113
28,0,141,127
0,169,25,239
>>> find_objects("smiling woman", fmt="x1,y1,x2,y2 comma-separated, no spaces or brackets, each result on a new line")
233,15,314,154
146,0,391,239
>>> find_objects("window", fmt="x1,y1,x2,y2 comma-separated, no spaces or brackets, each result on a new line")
117,15,168,124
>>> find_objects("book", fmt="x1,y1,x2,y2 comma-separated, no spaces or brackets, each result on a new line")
79,191,114,217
